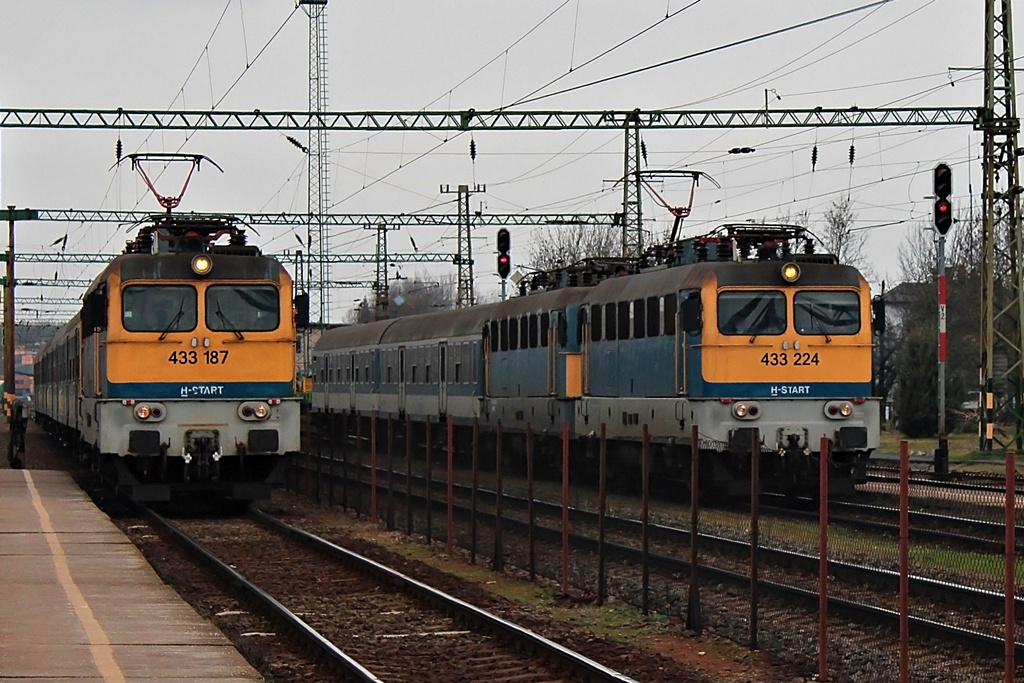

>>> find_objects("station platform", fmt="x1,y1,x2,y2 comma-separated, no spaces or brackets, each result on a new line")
0,469,262,682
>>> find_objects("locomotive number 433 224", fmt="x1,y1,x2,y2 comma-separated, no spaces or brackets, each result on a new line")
168,350,229,365
760,351,819,366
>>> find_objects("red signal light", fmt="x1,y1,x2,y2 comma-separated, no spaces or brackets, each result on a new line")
934,198,952,234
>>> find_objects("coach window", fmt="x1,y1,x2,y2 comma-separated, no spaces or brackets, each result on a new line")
794,290,860,335
633,299,646,339
617,301,630,340
590,305,602,342
604,303,616,340
663,293,676,335
540,312,550,347
509,317,519,350
718,291,786,336
123,285,197,332
646,297,660,337
207,285,279,332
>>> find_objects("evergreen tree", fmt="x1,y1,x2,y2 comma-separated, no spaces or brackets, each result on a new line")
894,326,938,437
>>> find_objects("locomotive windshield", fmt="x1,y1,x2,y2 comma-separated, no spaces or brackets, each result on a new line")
718,291,786,336
123,285,197,332
206,285,279,332
794,290,860,335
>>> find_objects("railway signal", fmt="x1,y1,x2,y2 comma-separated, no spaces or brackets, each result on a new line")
933,163,953,234
497,228,511,279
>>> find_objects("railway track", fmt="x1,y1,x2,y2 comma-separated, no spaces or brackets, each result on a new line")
292,452,1024,663
144,506,636,683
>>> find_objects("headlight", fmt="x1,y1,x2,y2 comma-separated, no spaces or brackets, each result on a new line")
824,401,854,420
133,402,166,422
731,401,761,420
238,401,271,421
781,262,801,283
191,254,213,276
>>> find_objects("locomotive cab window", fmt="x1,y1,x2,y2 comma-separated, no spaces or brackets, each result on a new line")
123,285,197,332
718,291,786,336
206,285,279,332
794,290,860,335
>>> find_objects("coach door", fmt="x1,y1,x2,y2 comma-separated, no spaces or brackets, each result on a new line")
678,290,701,394
438,341,448,414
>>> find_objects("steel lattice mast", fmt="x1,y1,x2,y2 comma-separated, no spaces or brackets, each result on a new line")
980,0,1024,450
300,0,330,327
621,112,643,258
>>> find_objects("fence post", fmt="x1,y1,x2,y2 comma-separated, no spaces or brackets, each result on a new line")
370,411,378,522
303,405,311,496
526,421,535,582
687,424,701,634
818,435,830,682
750,427,759,651
405,415,413,536
446,413,454,554
561,419,570,595
642,423,650,615
494,419,504,571
597,422,607,606
328,413,336,507
314,412,322,504
341,412,349,511
386,414,395,530
1006,451,1016,683
355,414,363,518
425,418,433,544
899,439,909,683
471,417,479,564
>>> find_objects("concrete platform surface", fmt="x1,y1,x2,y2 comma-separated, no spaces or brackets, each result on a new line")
0,470,263,682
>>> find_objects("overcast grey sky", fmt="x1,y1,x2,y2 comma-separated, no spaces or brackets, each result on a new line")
0,0,992,322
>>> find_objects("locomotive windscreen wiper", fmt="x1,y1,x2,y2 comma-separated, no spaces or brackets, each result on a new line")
216,304,244,340
158,304,185,341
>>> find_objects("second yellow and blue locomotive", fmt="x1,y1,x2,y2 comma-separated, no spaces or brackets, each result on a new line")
312,224,879,495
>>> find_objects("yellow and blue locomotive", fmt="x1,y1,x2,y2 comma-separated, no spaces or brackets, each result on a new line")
312,224,879,496
34,214,304,501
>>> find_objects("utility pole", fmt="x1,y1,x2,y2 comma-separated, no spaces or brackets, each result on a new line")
442,183,484,308
979,0,1023,450
0,207,34,469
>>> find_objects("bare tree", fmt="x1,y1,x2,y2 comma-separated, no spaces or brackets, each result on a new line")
527,221,619,272
819,195,869,273
389,273,455,317
344,273,456,324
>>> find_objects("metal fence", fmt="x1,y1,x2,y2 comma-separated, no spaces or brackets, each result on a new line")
292,411,1023,683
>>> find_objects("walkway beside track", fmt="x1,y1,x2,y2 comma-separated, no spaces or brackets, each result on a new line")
0,469,262,682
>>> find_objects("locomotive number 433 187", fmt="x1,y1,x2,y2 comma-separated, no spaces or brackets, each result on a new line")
760,352,819,366
168,350,229,365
